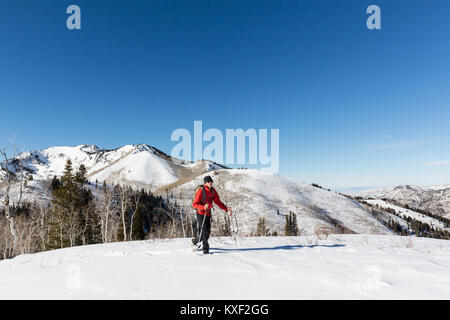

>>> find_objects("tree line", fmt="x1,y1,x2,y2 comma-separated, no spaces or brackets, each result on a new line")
381,198,450,228
0,159,190,260
1,157,307,260
357,199,450,240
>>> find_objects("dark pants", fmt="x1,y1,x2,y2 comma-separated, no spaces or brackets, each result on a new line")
192,213,211,253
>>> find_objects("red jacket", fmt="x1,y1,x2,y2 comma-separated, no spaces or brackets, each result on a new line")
192,185,228,216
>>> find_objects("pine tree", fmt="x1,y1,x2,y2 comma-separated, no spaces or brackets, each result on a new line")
80,200,102,245
50,175,61,191
285,212,299,236
291,212,299,236
47,159,98,249
131,204,146,240
256,217,269,236
61,159,73,185
75,164,87,185
285,215,291,236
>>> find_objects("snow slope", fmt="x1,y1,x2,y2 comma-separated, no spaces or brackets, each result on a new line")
3,144,435,237
355,184,450,218
1,144,224,189
366,199,450,231
0,144,222,205
170,170,393,236
1,235,449,299
1,145,392,237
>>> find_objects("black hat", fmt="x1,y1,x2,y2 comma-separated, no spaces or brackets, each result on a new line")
204,175,213,183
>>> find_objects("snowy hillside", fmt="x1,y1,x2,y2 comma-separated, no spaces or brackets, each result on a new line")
5,144,447,238
0,144,222,205
1,144,395,237
169,170,393,236
355,184,450,218
1,235,449,299
366,199,450,232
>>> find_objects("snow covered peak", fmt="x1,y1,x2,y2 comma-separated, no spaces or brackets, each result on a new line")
76,144,103,153
1,143,222,192
354,183,450,218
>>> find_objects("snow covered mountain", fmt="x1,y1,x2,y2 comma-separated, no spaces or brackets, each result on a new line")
169,169,392,236
365,199,450,232
0,144,401,236
1,235,449,299
0,144,224,205
355,184,450,218
1,144,223,189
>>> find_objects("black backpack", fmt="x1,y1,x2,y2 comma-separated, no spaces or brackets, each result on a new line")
192,185,215,209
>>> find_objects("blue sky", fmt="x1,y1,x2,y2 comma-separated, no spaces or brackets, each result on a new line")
1,0,449,190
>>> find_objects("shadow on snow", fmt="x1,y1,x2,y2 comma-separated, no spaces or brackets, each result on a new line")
210,244,345,254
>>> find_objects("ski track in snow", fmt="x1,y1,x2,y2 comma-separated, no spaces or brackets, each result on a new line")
0,235,449,299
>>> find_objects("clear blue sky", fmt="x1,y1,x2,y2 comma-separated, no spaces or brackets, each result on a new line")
1,0,449,190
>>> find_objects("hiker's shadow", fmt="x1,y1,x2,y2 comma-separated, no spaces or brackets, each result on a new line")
210,244,345,254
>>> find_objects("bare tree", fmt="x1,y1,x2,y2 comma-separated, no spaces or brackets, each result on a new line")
66,206,80,247
97,184,118,243
118,185,130,241
0,146,25,255
0,215,14,259
15,205,43,255
180,208,186,238
37,203,48,251
129,191,141,240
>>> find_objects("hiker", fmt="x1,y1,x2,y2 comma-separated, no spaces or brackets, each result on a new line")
191,175,232,254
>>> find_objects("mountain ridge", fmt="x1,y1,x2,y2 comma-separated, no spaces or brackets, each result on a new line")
2,143,446,235
355,184,450,218
0,143,394,236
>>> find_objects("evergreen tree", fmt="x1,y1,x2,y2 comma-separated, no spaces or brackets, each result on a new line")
80,200,102,245
256,217,269,236
75,164,87,185
50,175,61,191
131,204,146,240
285,212,299,236
285,215,291,236
291,212,299,236
47,159,97,249
61,159,73,185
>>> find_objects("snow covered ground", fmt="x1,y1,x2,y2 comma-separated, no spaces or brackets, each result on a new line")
1,235,449,299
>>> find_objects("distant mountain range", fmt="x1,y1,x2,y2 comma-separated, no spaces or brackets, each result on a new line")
354,184,450,218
